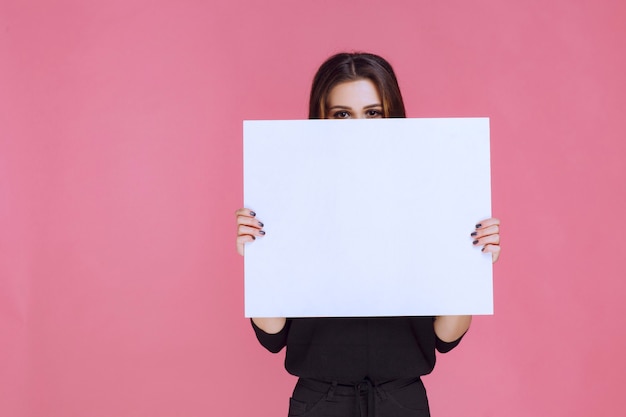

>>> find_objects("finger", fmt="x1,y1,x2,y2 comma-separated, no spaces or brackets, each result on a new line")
235,207,257,218
238,224,266,237
471,224,499,239
237,215,264,229
481,244,501,263
472,233,500,247
474,217,500,230
236,235,256,256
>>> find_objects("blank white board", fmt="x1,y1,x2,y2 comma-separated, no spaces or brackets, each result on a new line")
244,118,492,317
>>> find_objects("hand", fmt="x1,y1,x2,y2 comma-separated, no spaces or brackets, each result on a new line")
235,208,265,256
471,218,501,263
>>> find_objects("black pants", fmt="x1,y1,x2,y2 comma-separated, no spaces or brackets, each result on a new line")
287,377,430,417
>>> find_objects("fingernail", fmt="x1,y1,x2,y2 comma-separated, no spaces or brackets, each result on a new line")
250,211,256,217
472,240,479,245
258,221,264,227
470,232,477,237
475,223,482,228
252,236,256,240
259,230,265,235
481,247,485,252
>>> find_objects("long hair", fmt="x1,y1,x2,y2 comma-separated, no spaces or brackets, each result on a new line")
308,52,406,119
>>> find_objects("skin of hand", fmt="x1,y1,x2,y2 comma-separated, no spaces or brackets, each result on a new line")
235,207,265,257
471,217,501,263
237,209,502,338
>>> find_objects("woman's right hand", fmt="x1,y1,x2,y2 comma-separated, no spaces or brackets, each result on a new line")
235,208,265,256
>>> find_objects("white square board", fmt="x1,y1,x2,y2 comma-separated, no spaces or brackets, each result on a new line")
244,118,492,317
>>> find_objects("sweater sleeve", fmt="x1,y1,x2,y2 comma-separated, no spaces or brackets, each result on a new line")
250,319,290,353
435,331,465,353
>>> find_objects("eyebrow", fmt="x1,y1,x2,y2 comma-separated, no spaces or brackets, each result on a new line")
327,103,383,110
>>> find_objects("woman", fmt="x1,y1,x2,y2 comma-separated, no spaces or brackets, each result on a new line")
235,52,501,417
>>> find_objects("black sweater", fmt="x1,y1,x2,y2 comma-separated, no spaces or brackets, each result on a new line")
252,317,463,384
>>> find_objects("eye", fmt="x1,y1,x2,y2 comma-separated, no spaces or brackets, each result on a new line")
332,110,351,119
366,109,383,118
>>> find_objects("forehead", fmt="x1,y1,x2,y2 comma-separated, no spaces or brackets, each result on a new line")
327,79,381,106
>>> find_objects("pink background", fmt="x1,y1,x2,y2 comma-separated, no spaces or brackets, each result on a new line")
1,1,625,416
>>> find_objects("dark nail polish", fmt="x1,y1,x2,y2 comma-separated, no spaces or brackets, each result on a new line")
251,236,256,240
475,223,482,228
471,232,478,237
472,240,479,245
481,247,485,252
259,230,265,235
250,211,256,217
258,221,264,227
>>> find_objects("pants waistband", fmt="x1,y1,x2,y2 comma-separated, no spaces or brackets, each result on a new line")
297,377,421,395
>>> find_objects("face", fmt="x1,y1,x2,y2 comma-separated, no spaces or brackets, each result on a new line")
325,79,383,119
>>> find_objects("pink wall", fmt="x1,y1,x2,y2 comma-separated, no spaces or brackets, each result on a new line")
1,1,625,416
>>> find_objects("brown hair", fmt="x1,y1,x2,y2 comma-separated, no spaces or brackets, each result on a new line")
308,52,406,119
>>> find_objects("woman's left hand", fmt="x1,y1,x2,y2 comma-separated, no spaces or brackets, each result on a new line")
472,218,501,263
